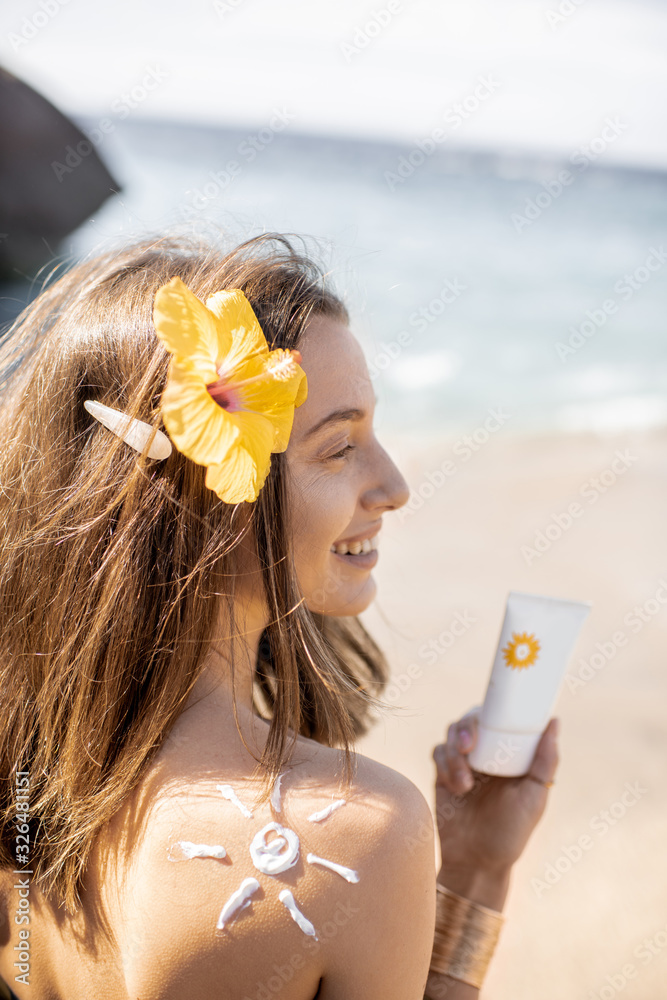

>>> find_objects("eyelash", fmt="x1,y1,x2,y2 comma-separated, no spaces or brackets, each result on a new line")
325,444,355,461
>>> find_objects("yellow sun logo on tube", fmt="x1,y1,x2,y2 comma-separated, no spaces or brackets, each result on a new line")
502,631,541,670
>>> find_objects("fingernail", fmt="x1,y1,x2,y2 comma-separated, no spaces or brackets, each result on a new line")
458,729,472,750
456,770,475,792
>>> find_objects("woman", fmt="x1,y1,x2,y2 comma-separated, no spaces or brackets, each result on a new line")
0,233,558,999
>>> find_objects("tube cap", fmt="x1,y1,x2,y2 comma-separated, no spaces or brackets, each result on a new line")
468,725,540,777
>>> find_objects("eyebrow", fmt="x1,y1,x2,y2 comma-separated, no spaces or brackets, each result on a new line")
303,407,367,439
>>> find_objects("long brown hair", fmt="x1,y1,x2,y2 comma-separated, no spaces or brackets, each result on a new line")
0,233,389,912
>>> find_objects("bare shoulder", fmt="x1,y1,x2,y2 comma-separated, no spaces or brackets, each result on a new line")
300,747,437,999
304,743,435,856
99,741,435,1000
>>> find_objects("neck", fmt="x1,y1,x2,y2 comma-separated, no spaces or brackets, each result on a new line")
181,594,269,746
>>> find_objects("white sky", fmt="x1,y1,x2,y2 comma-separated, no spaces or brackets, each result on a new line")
2,0,667,169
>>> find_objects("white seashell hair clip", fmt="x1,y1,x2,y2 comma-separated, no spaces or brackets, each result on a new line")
84,400,172,461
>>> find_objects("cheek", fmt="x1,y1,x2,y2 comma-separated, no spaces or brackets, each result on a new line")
291,496,376,616
293,481,351,566
288,475,355,596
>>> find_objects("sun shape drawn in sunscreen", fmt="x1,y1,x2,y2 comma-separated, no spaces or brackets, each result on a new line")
502,631,540,670
168,777,358,941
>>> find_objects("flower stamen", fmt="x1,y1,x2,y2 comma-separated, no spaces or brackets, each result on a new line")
266,349,302,381
207,350,302,409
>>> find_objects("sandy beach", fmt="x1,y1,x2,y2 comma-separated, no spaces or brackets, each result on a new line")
356,424,667,999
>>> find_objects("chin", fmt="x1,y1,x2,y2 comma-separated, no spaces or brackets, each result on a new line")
307,574,377,617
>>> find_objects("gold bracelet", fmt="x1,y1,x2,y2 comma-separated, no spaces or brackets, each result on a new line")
429,883,504,989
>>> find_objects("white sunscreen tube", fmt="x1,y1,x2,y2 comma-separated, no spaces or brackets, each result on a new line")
468,591,591,777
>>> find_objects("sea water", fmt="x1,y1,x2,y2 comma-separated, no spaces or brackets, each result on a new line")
63,118,667,439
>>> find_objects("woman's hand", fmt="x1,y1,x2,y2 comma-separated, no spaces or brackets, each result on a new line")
432,708,560,879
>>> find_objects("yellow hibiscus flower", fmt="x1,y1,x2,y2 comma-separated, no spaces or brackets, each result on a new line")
153,277,307,503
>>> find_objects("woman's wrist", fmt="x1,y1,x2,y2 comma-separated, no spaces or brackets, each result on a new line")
436,863,512,912
426,870,510,996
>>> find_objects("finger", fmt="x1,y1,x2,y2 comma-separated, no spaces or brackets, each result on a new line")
444,722,474,792
433,742,463,794
433,742,453,789
526,717,560,786
432,708,482,791
455,709,480,754
432,727,469,791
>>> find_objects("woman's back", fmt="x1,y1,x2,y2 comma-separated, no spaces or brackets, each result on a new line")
0,230,562,1000
0,698,436,1000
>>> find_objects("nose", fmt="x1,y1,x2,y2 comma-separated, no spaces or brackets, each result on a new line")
361,440,410,513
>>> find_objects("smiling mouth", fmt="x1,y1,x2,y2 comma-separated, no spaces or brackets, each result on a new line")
330,537,378,556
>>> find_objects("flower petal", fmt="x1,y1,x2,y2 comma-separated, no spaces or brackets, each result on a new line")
234,359,305,415
205,447,271,504
233,411,276,470
204,413,275,503
249,394,298,453
161,360,238,466
294,371,308,408
235,364,306,452
270,403,298,453
205,289,269,375
154,277,226,373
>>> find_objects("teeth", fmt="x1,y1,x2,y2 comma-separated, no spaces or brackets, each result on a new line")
330,537,378,555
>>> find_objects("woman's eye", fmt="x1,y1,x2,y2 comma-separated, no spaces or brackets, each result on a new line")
325,444,355,461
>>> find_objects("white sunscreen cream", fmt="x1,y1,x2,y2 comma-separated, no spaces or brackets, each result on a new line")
307,799,346,823
168,841,227,861
306,852,360,883
250,821,300,875
271,773,285,812
217,783,254,819
279,889,318,939
216,877,260,931
467,591,591,777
